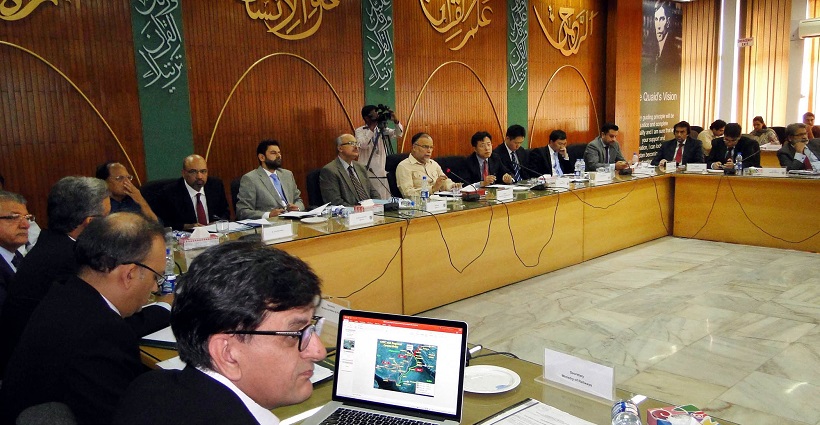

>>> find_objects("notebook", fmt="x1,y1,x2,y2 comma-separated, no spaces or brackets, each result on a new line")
302,309,468,425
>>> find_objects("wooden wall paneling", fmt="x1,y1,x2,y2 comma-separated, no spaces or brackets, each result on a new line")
607,0,642,157
182,2,364,208
528,1,606,150
392,0,508,156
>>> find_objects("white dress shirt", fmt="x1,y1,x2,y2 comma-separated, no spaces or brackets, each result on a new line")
184,182,209,222
198,367,280,425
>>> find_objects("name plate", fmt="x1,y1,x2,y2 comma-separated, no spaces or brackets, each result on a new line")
346,210,374,227
593,171,612,183
686,163,707,173
550,177,571,189
664,161,677,173
758,167,787,177
261,223,293,242
543,348,614,400
425,200,448,213
495,188,514,201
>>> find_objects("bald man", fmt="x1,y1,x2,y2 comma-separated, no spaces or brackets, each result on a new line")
157,155,230,231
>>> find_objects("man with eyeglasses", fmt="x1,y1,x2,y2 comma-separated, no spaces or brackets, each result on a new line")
237,140,305,219
0,212,171,425
96,161,158,222
396,132,453,198
778,123,820,171
157,154,230,230
113,241,325,425
0,191,31,317
320,133,381,206
706,123,760,170
464,131,513,187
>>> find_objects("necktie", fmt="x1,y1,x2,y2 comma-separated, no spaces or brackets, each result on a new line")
726,148,734,161
804,155,813,170
510,152,521,181
674,142,684,164
11,251,23,269
605,145,610,163
348,165,368,202
554,151,563,176
481,160,488,180
195,193,207,225
270,173,288,206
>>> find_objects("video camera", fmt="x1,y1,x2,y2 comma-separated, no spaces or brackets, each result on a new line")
374,104,394,124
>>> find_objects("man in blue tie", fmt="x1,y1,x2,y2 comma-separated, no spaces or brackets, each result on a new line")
236,140,305,219
527,130,572,177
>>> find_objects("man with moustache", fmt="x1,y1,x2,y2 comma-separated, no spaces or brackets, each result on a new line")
319,134,381,206
396,132,454,198
584,123,630,171
157,155,230,230
464,131,513,187
778,123,820,171
0,191,30,317
236,140,305,219
528,130,573,176
706,123,760,170
96,162,158,222
651,121,705,167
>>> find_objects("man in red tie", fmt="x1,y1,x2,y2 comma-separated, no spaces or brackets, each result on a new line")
465,132,513,187
156,155,230,231
651,121,705,168
777,123,820,171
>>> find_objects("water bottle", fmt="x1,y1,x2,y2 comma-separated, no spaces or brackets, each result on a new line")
420,176,430,200
574,159,582,178
162,247,176,294
735,153,743,175
611,400,641,425
632,152,639,166
579,159,586,176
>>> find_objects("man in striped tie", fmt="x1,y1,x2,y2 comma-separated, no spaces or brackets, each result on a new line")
493,124,531,182
320,134,381,206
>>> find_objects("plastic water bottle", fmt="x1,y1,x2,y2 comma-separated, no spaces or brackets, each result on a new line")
574,159,582,178
420,176,430,200
162,247,176,294
735,153,743,175
579,159,586,176
632,152,639,166
611,400,641,425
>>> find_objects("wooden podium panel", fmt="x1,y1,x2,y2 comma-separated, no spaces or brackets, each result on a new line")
674,174,820,252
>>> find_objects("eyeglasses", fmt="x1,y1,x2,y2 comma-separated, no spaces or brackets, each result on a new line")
414,144,434,150
111,175,134,182
224,316,324,352
125,261,166,295
340,142,360,147
0,214,35,223
184,169,208,176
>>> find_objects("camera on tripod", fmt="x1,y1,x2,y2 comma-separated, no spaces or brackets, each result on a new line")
374,104,394,125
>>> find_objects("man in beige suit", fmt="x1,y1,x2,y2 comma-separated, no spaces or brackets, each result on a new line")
236,140,305,219
319,134,381,206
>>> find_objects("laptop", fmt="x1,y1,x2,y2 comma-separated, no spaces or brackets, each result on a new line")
303,309,468,425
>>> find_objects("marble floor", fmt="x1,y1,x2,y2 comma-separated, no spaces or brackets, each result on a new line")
418,237,820,425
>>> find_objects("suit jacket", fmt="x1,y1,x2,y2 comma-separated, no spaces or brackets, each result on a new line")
462,153,508,185
528,146,572,176
157,178,230,230
777,140,820,171
651,137,705,166
706,136,760,168
493,144,531,180
319,158,381,206
584,137,626,171
0,276,151,425
0,255,14,318
113,366,260,425
236,166,305,219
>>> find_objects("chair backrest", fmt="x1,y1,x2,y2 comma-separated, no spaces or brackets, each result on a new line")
230,178,241,215
140,178,177,217
566,143,588,163
305,168,323,208
691,125,704,134
771,126,786,143
16,402,77,425
385,153,410,198
435,155,468,183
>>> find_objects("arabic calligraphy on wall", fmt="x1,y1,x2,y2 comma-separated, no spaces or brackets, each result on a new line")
508,0,527,91
0,0,61,21
420,0,492,51
134,0,184,92
364,0,394,91
241,0,340,40
534,4,598,57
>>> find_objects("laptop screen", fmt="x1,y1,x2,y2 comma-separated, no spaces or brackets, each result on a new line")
332,310,468,421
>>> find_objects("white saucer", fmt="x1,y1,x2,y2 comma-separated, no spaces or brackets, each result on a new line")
706,169,724,174
463,365,521,394
300,217,328,224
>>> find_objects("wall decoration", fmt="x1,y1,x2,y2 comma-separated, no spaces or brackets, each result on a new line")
241,0,340,40
134,0,184,92
420,0,492,51
0,0,60,21
534,4,598,57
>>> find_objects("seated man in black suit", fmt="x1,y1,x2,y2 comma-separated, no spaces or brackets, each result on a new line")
651,121,705,167
114,242,326,425
0,191,30,317
464,131,513,187
706,123,760,169
778,123,820,171
0,212,171,425
493,124,530,182
528,130,573,176
157,155,230,230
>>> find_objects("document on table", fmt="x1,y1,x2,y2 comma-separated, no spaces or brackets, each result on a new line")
279,203,330,218
140,325,177,349
475,398,595,425
201,222,253,233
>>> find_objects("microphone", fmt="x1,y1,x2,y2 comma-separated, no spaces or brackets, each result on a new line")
514,163,551,190
445,169,480,201
466,344,483,366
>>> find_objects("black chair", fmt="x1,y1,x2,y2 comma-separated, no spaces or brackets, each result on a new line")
230,178,241,216
140,177,176,220
435,155,468,184
771,126,786,143
691,125,704,133
566,143,588,163
385,153,410,198
305,168,323,208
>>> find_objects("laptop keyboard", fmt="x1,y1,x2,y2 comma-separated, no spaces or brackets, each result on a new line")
319,407,437,425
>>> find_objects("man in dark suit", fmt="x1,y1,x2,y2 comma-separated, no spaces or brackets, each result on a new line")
707,123,760,169
584,123,630,171
528,130,573,176
493,124,530,182
236,140,305,219
157,155,230,230
464,131,513,187
778,123,820,171
651,121,705,167
320,133,381,206
0,213,171,425
114,242,326,425
0,191,30,317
